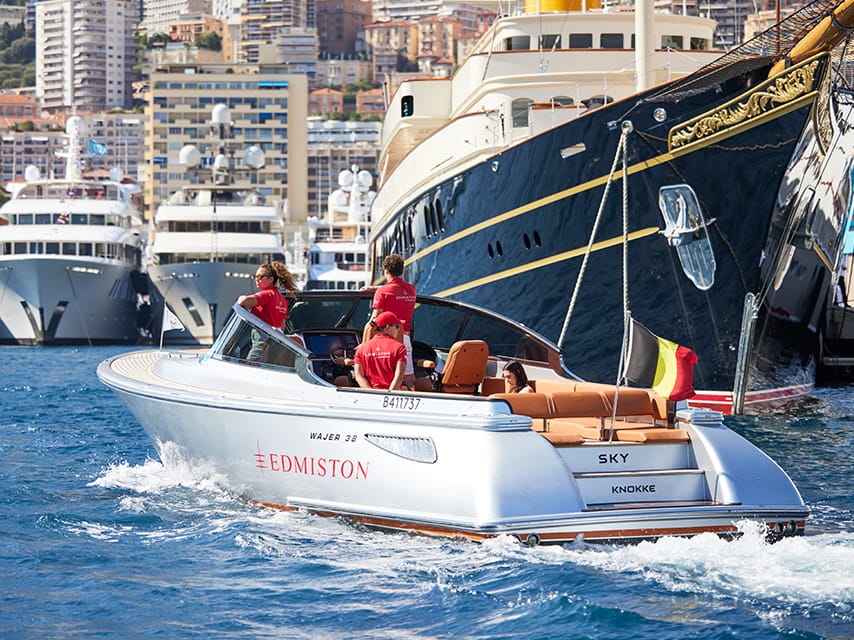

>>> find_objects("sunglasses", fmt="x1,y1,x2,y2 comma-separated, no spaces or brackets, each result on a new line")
254,274,272,280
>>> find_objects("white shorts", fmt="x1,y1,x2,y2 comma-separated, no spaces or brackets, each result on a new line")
404,333,414,376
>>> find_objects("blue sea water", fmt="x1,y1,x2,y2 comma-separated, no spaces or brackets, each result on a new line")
1,346,853,640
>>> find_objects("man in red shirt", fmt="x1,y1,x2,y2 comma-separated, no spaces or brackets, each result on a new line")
354,311,407,391
367,254,416,388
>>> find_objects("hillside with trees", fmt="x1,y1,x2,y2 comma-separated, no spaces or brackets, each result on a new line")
0,1,33,90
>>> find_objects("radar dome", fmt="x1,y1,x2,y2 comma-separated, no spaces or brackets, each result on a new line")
179,145,202,167
243,145,266,169
329,189,348,209
338,170,354,188
213,154,229,171
357,170,373,189
24,165,41,182
211,103,231,125
65,116,86,136
109,167,124,182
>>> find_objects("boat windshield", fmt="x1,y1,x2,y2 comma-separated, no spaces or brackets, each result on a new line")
285,292,558,365
210,305,315,382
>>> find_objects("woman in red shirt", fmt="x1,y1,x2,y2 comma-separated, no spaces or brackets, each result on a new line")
238,261,297,331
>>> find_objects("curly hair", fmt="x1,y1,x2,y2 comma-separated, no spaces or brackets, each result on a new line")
264,260,298,293
382,254,405,278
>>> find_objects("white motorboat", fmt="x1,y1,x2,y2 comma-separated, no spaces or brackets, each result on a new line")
305,165,374,291
98,291,807,544
0,117,145,345
145,104,289,345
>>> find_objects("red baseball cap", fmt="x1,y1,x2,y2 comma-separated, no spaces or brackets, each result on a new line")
374,311,401,328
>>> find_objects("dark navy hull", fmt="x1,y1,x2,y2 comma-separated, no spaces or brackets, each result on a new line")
372,54,849,410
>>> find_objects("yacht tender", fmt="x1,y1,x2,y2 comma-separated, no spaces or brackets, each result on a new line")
98,291,807,544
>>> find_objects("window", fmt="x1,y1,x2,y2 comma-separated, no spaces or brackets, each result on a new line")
539,34,561,50
600,33,624,48
569,33,593,48
503,36,530,50
662,35,684,49
690,37,709,50
511,98,533,128
401,95,414,117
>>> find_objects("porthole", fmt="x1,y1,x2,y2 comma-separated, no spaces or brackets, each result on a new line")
496,241,503,256
487,244,494,259
533,231,542,246
523,233,531,250
435,199,445,232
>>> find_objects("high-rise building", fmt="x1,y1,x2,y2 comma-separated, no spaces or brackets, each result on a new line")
140,0,211,35
372,0,486,31
316,0,372,58
35,0,137,114
240,0,316,64
145,63,308,224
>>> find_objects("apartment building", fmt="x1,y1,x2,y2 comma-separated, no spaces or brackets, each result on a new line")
35,0,136,114
145,64,308,224
306,118,380,219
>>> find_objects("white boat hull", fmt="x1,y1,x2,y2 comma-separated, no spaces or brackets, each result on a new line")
146,262,257,344
100,345,807,544
0,256,139,345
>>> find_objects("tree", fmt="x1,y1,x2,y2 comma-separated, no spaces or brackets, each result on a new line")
196,32,221,51
3,36,34,64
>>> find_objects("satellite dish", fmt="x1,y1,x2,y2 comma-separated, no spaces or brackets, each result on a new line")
109,167,124,182
357,170,373,189
179,145,202,167
65,116,85,135
243,145,266,169
211,103,231,125
213,154,229,171
338,170,354,188
24,165,40,182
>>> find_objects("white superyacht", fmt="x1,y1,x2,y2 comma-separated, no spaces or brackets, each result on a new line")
145,104,288,345
305,165,375,291
0,117,144,345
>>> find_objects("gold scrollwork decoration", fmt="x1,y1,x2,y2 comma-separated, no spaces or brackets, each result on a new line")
669,57,822,150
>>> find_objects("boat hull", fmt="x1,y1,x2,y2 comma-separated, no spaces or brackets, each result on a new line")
0,256,140,345
99,349,807,544
371,55,847,412
146,261,257,344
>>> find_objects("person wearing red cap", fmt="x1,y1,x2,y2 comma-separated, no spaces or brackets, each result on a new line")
366,254,416,389
354,311,407,390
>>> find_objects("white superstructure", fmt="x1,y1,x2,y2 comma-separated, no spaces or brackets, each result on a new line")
306,165,375,291
0,117,144,345
145,104,289,345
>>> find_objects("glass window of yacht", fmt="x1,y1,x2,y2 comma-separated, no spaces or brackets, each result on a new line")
401,95,414,118
14,241,25,254
539,34,561,50
662,35,684,49
503,35,530,50
35,213,51,224
79,243,93,257
95,243,105,257
1,242,8,255
71,214,87,225
62,242,76,256
46,242,59,254
16,213,33,224
690,37,709,50
600,33,624,48
569,33,593,48
30,241,43,254
511,98,533,128
91,214,105,225
550,96,574,106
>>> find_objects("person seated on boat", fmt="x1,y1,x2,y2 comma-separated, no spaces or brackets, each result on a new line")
365,254,417,389
354,311,407,391
503,360,533,394
238,261,298,360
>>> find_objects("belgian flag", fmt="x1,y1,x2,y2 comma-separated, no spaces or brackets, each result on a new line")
625,319,698,401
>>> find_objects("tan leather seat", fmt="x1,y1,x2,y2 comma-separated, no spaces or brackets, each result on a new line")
440,340,488,394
